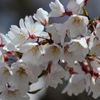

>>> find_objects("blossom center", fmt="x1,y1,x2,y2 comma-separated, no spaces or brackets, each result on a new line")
18,67,26,76
17,33,25,40
64,45,72,56
51,46,59,54
3,69,9,75
30,27,38,33
9,89,20,98
72,17,81,27
56,7,59,11
16,67,27,80
28,46,38,56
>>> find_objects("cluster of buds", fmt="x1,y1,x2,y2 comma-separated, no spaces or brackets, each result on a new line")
0,0,100,99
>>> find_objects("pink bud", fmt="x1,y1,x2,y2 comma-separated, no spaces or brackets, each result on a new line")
4,54,9,61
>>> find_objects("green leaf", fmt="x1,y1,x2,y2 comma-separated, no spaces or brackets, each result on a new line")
28,87,43,94
82,7,88,17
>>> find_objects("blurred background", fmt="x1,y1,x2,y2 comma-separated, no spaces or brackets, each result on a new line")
0,0,100,100
1,0,100,34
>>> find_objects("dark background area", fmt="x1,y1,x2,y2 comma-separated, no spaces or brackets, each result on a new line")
0,0,100,100
0,0,100,34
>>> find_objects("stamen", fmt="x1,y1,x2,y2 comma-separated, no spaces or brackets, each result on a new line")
17,33,25,40
72,17,81,27
51,46,59,54
28,45,38,56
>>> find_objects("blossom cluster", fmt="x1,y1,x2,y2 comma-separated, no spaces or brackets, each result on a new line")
0,0,100,99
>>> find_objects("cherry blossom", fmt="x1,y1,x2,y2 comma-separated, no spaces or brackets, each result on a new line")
43,43,62,64
68,37,89,61
33,8,49,26
67,0,84,14
49,0,66,17
10,61,38,93
1,0,100,99
44,63,65,88
59,14,89,39
0,62,11,85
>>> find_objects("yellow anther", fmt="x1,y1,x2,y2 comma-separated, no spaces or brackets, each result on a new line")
17,33,25,40
70,42,73,45
67,51,72,56
42,45,47,49
54,28,58,32
57,7,59,11
51,46,59,54
28,46,38,56
77,42,83,48
31,29,34,32
16,67,27,80
91,53,97,57
72,16,81,26
3,69,9,75
9,89,20,98
30,28,38,33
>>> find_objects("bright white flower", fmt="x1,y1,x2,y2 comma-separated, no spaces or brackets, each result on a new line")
49,0,65,17
28,77,47,100
88,77,100,99
10,61,38,93
89,57,100,72
90,38,100,56
20,42,43,66
43,43,61,64
0,33,11,61
44,63,65,88
0,33,11,48
33,8,49,26
62,63,91,95
67,0,84,14
0,33,10,62
61,42,75,67
0,85,29,100
5,25,29,51
95,23,100,40
62,74,86,95
59,14,89,38
21,16,49,39
68,37,89,61
26,62,47,77
46,23,64,44
22,16,44,36
0,62,11,85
